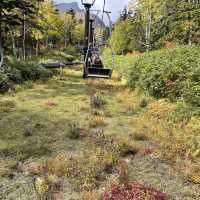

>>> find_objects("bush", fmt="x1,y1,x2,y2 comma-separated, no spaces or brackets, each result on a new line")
103,182,168,200
126,45,200,111
0,72,10,93
8,60,53,81
0,58,54,93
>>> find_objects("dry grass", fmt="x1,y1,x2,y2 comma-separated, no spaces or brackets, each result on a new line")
184,161,200,184
81,191,99,200
89,116,106,128
32,149,119,191
0,67,200,199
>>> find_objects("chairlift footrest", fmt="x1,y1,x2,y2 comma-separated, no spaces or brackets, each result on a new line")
42,63,63,69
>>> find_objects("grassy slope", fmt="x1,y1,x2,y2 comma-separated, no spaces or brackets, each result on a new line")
0,67,200,199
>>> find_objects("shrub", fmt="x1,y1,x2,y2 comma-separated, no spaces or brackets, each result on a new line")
0,72,10,93
0,58,54,93
103,182,168,200
126,45,200,112
8,60,53,81
4,67,22,84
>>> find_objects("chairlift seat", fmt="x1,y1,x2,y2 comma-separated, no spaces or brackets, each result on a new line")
87,67,112,79
64,61,84,66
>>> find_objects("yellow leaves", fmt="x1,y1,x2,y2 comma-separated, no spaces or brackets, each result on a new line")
184,161,200,184
34,177,49,196
183,21,195,31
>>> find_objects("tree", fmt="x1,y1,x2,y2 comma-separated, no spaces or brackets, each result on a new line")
60,11,76,47
110,0,200,54
109,20,130,54
0,0,39,64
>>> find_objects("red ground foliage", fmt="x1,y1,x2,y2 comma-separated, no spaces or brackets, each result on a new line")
103,182,168,200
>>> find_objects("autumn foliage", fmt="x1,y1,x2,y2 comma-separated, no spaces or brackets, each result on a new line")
103,182,168,200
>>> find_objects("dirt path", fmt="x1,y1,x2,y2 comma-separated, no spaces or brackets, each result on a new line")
0,67,199,200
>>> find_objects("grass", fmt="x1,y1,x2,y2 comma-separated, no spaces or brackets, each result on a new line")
0,67,200,199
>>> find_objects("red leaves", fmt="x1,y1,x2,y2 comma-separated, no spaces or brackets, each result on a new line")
103,182,168,200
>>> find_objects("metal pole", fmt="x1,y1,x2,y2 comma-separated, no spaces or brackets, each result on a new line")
83,4,91,79
89,19,94,46
88,19,94,63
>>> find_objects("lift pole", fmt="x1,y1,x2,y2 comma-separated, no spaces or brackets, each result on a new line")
83,4,91,78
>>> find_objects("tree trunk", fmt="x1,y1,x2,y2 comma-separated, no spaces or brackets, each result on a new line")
36,40,39,56
46,33,49,48
145,12,152,52
64,38,67,48
0,8,4,67
188,0,192,45
10,30,17,57
22,13,26,61
0,34,4,68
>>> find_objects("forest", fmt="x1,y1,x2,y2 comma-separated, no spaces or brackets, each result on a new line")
0,0,200,200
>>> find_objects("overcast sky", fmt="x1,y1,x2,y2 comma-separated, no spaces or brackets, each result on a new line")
54,0,131,21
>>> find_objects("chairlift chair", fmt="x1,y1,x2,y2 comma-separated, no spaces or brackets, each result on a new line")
83,14,113,79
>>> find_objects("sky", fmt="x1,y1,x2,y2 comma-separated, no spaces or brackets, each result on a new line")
54,0,131,21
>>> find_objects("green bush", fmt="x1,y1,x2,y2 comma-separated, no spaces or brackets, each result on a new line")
40,49,75,62
0,72,10,93
0,58,54,93
126,45,200,110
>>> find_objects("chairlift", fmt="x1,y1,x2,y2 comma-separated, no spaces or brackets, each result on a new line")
82,1,114,79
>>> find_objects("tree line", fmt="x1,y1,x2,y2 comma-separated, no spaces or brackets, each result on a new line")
0,0,84,67
110,0,200,54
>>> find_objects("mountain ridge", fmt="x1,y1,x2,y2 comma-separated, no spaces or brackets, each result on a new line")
55,2,81,13
55,2,106,28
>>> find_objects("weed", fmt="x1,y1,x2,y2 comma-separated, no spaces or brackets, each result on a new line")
89,116,106,128
90,92,108,109
117,160,130,185
115,139,140,157
67,121,87,139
